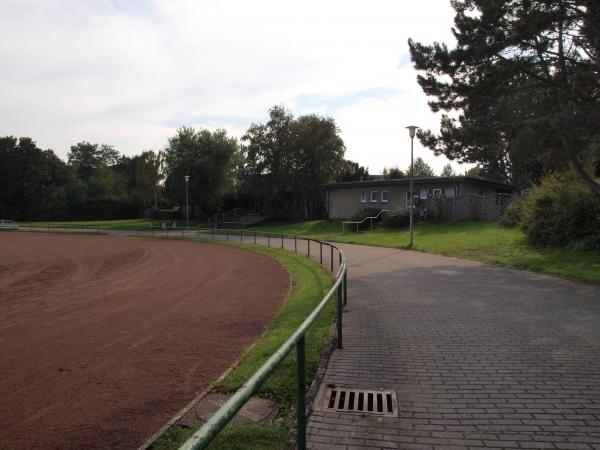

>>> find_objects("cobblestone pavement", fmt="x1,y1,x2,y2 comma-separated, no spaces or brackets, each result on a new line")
307,244,600,450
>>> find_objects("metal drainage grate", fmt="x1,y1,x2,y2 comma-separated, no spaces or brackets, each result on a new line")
321,388,398,417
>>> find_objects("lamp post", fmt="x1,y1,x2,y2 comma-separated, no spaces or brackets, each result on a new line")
184,175,190,230
406,126,419,248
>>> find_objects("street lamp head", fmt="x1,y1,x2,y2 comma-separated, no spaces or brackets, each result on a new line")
184,175,190,182
406,125,419,139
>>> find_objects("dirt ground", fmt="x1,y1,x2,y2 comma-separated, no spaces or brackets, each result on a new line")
0,232,290,450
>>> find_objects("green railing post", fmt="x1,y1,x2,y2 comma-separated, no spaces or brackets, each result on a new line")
296,336,306,450
343,271,348,306
319,242,323,265
226,230,229,241
337,284,343,349
294,235,297,253
268,234,270,247
240,231,243,245
330,245,334,272
212,228,214,240
307,239,310,258
281,233,284,249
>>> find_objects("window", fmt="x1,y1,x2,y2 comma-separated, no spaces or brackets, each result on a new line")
432,188,442,197
419,189,428,200
360,191,367,203
445,187,456,198
381,191,389,203
371,191,378,203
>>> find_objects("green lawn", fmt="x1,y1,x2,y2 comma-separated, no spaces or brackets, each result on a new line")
149,239,334,450
252,220,600,285
19,218,206,230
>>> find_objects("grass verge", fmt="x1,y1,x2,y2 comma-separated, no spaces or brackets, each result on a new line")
19,218,207,230
149,238,334,450
251,220,600,285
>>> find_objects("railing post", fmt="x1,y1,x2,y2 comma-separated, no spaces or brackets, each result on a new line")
226,230,229,241
296,336,306,450
281,233,284,249
319,242,323,265
47,224,50,232
268,234,271,247
212,228,214,240
81,224,83,233
254,231,257,245
64,224,67,232
294,235,297,253
337,285,343,349
343,270,348,306
330,245,334,272
197,229,200,239
240,231,243,245
307,239,310,258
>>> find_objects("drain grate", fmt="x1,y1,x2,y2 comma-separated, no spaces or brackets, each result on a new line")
321,388,398,417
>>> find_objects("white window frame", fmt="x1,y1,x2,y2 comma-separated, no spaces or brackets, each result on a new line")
381,191,389,203
419,189,428,200
445,187,456,198
370,191,378,203
432,188,442,197
360,191,367,203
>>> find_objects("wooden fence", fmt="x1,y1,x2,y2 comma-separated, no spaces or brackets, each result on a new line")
427,193,514,221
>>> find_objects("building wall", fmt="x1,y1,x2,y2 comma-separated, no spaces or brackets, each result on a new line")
327,180,502,219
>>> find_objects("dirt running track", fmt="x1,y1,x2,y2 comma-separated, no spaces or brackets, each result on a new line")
0,233,290,450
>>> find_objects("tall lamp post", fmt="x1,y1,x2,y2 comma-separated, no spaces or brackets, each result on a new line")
406,126,419,248
184,175,190,230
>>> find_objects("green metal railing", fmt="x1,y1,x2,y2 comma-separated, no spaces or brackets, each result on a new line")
144,227,348,450
20,223,347,449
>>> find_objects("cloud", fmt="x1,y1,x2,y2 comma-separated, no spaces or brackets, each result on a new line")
0,0,468,174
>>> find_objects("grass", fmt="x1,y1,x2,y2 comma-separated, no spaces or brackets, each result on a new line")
149,238,334,450
19,218,207,230
251,220,600,285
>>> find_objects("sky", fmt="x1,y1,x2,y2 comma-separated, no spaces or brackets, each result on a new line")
0,0,466,175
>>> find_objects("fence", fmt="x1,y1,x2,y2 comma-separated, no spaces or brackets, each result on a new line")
20,224,347,450
427,193,514,221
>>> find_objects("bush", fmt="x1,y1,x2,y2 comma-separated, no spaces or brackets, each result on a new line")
498,197,525,227
520,172,600,250
348,206,382,230
383,209,411,229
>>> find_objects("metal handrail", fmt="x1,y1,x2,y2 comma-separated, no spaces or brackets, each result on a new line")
342,208,390,232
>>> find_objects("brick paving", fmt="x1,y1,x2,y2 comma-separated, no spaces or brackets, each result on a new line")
307,244,600,450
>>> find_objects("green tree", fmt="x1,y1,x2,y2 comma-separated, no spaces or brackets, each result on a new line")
440,163,456,177
132,150,163,208
242,106,346,219
0,136,69,219
337,160,369,182
68,142,120,180
406,157,435,177
163,127,240,215
382,166,405,179
409,0,600,192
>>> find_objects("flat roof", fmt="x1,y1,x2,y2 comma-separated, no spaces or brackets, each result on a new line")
326,176,516,191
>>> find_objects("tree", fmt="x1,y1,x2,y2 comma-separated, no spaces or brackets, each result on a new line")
382,166,405,179
409,0,600,192
406,157,435,177
163,127,240,215
338,160,369,182
440,163,457,177
132,150,163,209
68,142,120,181
465,165,483,177
0,136,69,219
242,105,346,219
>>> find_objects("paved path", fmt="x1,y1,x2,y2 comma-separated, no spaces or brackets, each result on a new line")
307,244,600,450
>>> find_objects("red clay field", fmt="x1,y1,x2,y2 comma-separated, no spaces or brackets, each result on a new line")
0,232,290,450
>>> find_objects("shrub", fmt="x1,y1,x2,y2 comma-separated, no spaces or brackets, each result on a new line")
348,206,382,230
520,172,600,250
498,197,525,227
383,209,411,229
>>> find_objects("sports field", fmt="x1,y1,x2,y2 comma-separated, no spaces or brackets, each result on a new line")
0,233,290,450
